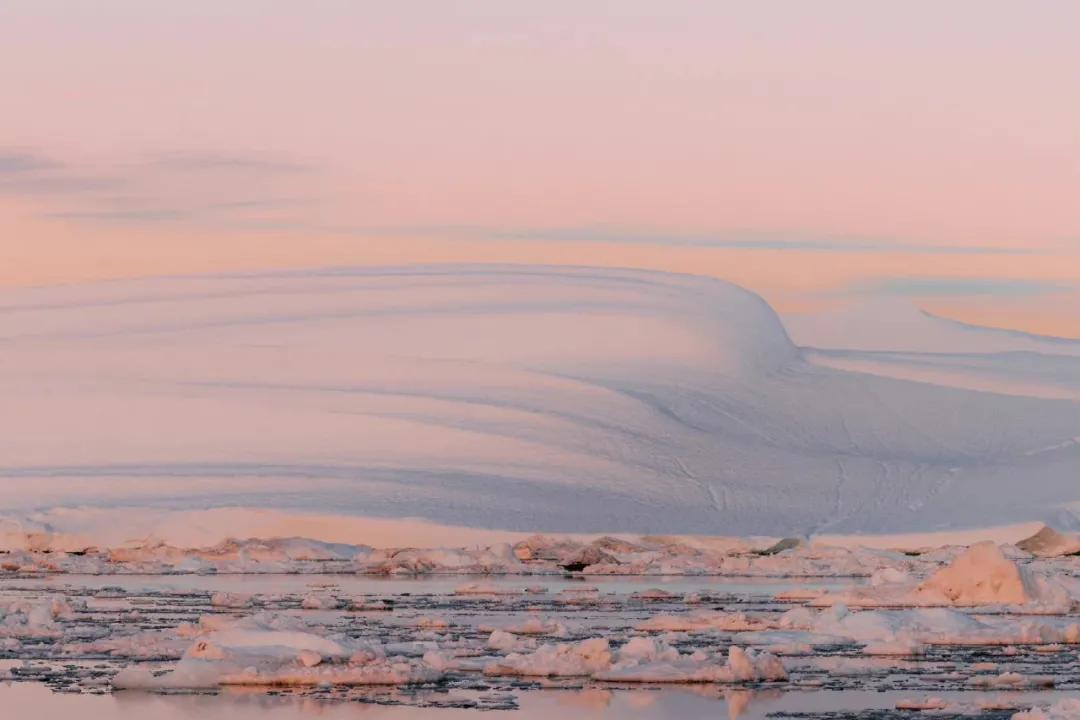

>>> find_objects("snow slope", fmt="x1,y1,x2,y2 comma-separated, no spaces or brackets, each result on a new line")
789,297,1080,401
1,265,1078,541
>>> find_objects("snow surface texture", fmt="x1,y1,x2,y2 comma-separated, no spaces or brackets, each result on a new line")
2,264,1079,541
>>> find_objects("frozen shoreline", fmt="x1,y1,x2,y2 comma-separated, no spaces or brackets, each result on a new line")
2,506,1076,580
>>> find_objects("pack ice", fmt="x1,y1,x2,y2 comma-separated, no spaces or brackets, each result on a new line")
1,264,1078,541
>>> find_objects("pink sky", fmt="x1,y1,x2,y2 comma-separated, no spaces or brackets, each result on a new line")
2,2,1078,334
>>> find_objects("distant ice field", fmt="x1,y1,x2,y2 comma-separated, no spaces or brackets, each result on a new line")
1,264,1078,540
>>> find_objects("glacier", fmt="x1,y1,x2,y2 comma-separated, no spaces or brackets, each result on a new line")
1,264,1078,540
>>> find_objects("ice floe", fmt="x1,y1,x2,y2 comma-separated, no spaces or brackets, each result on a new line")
0,533,1077,708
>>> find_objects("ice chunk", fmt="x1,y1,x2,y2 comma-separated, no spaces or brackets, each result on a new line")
1016,526,1080,558
483,638,612,677
915,542,1071,608
1013,698,1080,720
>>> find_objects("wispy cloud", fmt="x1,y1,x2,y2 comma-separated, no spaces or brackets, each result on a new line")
43,209,192,223
0,149,119,194
0,175,122,195
43,197,307,225
148,152,311,174
0,149,1049,261
856,277,1075,298
0,146,316,226
469,227,1038,255
0,151,59,174
229,223,1036,256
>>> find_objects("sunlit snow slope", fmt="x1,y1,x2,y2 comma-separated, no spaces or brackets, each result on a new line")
2,265,1078,536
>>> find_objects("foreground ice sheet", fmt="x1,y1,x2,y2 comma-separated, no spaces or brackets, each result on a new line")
1,536,1079,718
1,265,1079,538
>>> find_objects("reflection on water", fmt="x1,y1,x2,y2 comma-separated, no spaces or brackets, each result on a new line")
3,682,1079,720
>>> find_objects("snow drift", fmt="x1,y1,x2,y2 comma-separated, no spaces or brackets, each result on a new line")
1,264,1078,540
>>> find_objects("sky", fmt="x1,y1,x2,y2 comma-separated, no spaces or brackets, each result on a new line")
2,1,1079,336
